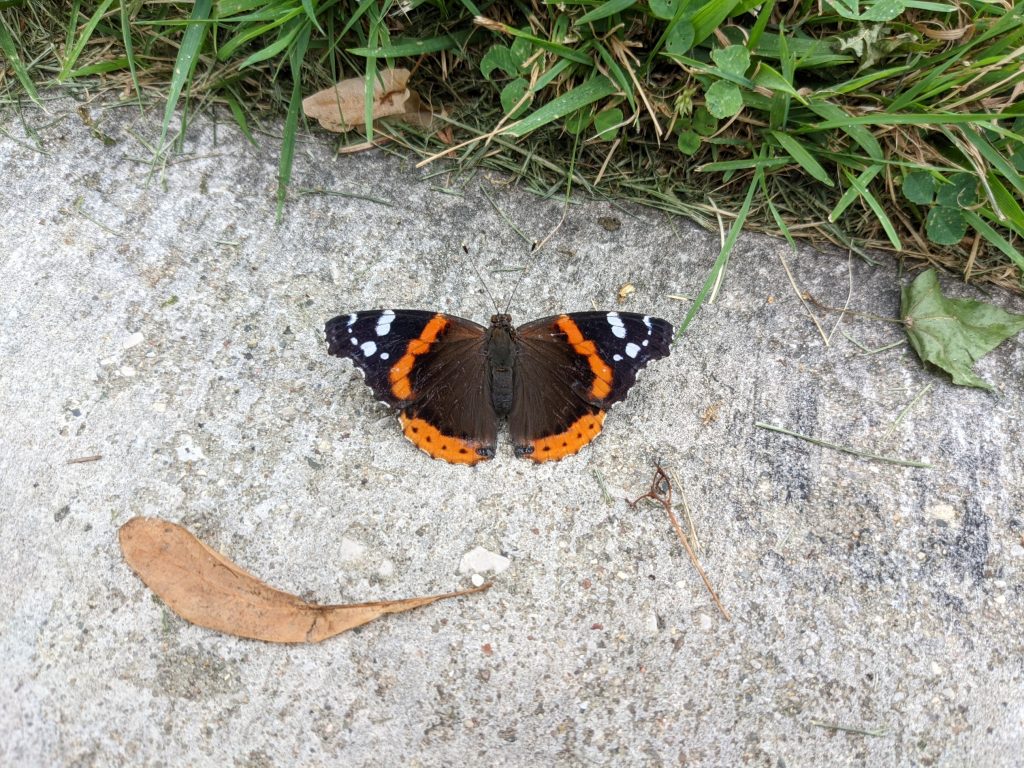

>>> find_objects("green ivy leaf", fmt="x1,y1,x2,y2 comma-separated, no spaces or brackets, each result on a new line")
593,107,624,141
926,206,967,245
705,80,743,119
902,171,935,205
710,45,750,78
677,130,700,155
510,33,533,68
901,269,1024,390
664,20,695,55
935,172,978,208
692,106,717,136
564,109,592,135
649,0,684,20
500,78,531,118
481,45,517,79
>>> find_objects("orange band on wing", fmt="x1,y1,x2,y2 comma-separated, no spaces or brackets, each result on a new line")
400,413,489,465
388,315,449,401
527,410,606,462
555,316,613,401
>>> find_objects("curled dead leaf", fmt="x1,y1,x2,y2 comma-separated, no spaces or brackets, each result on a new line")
303,68,444,135
119,517,489,643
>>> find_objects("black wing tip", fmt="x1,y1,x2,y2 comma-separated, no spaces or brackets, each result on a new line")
325,313,353,357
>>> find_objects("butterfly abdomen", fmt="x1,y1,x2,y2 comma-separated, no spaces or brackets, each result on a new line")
486,318,516,417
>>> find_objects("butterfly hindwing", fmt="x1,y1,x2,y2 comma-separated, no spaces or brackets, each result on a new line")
508,312,673,462
325,310,498,464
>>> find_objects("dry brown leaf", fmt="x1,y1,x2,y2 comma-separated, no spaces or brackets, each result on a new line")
302,68,408,132
120,517,489,643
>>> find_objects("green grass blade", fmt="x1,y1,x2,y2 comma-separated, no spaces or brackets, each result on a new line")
676,163,764,340
843,169,902,250
506,76,618,137
576,0,636,25
238,19,302,69
807,101,882,161
0,12,40,103
119,1,141,101
770,130,834,187
348,32,469,58
277,21,312,222
962,209,1024,272
161,0,214,150
956,125,1024,201
225,90,257,146
300,0,325,35
829,164,882,222
58,0,115,82
692,0,744,46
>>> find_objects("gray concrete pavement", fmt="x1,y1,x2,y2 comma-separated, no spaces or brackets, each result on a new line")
2,97,1023,766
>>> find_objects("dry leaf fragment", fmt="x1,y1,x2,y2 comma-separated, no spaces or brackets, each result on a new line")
302,68,442,135
119,517,489,643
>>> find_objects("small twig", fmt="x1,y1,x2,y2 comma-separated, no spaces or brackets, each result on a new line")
67,455,103,464
825,251,855,346
628,464,731,621
840,330,906,355
884,383,933,439
755,422,933,469
479,183,530,243
777,248,830,345
805,293,903,325
810,720,887,737
592,469,613,505
294,187,393,206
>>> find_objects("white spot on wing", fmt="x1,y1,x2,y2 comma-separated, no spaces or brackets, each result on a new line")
643,315,653,335
347,313,357,327
625,342,641,359
380,352,389,360
361,341,377,357
607,313,627,338
351,337,358,345
375,309,395,337
613,354,623,362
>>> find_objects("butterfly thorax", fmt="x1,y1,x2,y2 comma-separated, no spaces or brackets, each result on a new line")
486,313,517,416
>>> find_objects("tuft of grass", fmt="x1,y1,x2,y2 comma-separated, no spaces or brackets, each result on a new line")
0,0,1022,293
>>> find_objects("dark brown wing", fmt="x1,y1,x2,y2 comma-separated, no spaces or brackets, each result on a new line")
509,312,672,462
326,310,497,464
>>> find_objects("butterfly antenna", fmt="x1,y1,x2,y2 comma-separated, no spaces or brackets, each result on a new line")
463,244,501,314
503,240,540,314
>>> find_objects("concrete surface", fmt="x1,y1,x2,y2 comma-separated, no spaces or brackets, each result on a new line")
2,96,1023,767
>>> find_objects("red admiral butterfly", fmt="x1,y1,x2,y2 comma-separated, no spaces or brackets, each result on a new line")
325,310,672,464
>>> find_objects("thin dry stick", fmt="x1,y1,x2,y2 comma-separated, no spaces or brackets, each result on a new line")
67,454,103,464
777,248,830,345
825,251,856,346
629,464,731,621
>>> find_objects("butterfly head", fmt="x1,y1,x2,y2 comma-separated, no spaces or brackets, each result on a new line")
489,313,514,330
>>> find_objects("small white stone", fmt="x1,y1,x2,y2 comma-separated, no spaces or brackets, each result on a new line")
377,559,394,578
99,356,116,367
458,546,510,575
927,503,957,523
152,401,167,413
176,436,205,462
697,613,714,631
338,537,367,562
1010,545,1024,558
118,366,136,377
122,331,145,350
994,593,1007,605
931,662,944,675
471,573,485,587
616,571,629,580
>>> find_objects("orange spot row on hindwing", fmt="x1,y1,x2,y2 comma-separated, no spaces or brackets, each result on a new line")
528,410,606,462
555,316,613,400
388,314,449,400
400,413,486,465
